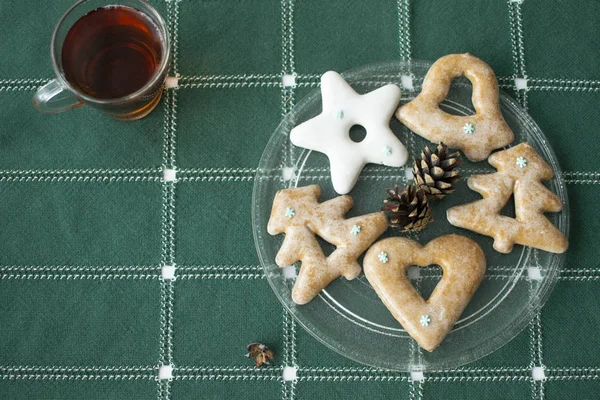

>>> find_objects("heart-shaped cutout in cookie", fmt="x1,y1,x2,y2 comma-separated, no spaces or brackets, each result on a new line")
364,234,486,352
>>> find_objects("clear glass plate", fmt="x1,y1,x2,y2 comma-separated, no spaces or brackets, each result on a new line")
252,60,568,371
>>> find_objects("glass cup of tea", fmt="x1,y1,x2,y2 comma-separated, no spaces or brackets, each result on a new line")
33,0,170,120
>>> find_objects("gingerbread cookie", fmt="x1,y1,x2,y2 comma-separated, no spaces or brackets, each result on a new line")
396,53,514,162
290,71,408,195
268,185,388,304
447,143,568,254
364,235,486,352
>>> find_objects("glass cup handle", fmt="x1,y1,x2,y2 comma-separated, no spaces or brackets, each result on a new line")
32,79,84,114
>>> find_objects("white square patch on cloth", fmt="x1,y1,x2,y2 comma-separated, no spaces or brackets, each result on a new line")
282,167,296,181
532,366,546,381
404,165,413,181
158,365,173,380
410,371,425,382
283,366,297,381
165,76,179,89
163,169,177,182
514,78,528,90
527,266,542,281
162,265,176,280
282,74,297,88
407,266,420,281
282,265,297,279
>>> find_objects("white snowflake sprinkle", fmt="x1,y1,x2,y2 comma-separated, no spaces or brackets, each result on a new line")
420,315,431,327
463,123,475,134
516,156,527,168
378,251,389,263
285,207,295,218
350,225,361,235
382,146,393,156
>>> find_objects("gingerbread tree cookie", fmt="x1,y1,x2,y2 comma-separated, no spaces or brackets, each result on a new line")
447,143,568,254
396,53,514,161
267,185,388,304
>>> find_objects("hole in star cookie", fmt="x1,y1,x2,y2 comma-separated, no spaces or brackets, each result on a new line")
499,194,517,219
349,124,367,143
407,264,443,301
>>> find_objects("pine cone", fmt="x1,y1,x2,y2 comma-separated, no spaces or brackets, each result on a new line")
246,343,274,368
413,143,462,200
382,184,433,232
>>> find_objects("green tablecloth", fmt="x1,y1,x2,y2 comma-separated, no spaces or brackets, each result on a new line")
1,0,599,398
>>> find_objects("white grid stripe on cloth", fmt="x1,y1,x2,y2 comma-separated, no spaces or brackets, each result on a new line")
1,265,598,281
280,1,298,399
0,168,595,184
3,74,600,92
396,3,425,398
508,0,529,110
158,1,180,399
3,364,600,383
281,0,297,177
507,2,551,399
397,0,412,61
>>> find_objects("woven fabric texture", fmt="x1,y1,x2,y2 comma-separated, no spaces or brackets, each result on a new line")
0,0,599,399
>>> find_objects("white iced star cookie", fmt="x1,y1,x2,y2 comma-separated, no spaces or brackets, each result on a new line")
290,71,408,194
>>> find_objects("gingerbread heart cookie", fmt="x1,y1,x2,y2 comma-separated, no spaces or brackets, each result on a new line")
396,53,514,162
363,235,486,352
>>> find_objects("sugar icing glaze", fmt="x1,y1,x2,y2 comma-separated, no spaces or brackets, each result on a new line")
290,71,408,194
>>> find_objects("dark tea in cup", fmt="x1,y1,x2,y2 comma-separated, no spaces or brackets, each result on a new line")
62,6,163,100
33,0,170,120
